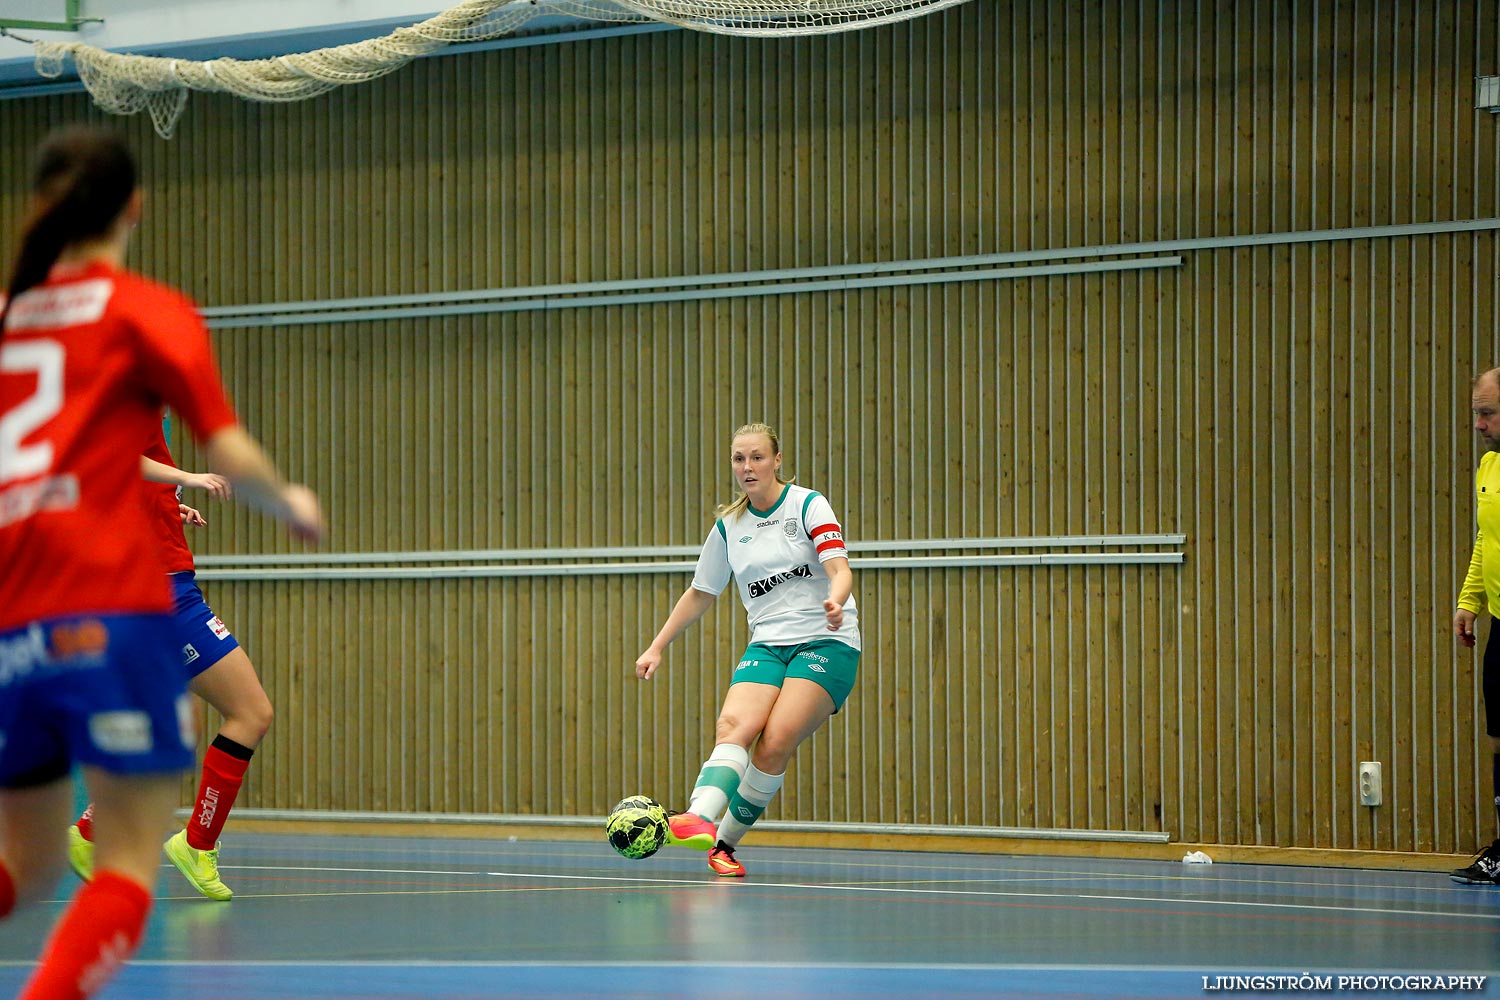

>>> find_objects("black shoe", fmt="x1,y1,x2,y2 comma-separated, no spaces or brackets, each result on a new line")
1450,840,1500,884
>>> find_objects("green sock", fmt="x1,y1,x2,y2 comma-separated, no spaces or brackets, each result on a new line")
686,744,749,821
717,763,785,847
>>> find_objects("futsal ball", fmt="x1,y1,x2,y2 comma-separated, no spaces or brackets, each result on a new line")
605,795,669,860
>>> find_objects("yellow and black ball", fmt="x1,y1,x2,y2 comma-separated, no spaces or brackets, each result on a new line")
605,795,669,860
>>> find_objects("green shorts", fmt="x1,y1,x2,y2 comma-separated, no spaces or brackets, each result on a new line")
731,639,860,711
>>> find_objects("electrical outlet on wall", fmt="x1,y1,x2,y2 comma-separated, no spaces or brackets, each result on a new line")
1358,761,1383,806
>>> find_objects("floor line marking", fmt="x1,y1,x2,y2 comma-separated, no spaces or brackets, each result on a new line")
471,869,1500,920
185,863,1500,921
0,960,1457,972
220,841,1466,894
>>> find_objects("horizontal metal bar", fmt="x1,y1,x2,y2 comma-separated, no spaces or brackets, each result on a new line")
193,546,701,566
854,217,1500,268
0,18,92,30
218,808,1171,844
0,0,97,33
193,551,1184,582
851,553,1185,570
204,257,1182,329
192,534,1187,567
200,255,1178,318
450,21,674,53
194,217,1500,321
0,78,83,97
207,560,692,580
858,533,1188,552
195,561,700,581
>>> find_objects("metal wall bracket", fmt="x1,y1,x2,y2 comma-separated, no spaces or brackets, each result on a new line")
1480,76,1500,114
0,0,102,32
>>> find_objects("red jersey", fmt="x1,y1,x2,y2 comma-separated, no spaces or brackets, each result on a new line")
0,260,236,631
144,423,195,574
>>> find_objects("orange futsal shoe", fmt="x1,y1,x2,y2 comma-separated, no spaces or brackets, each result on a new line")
708,841,746,878
666,812,717,851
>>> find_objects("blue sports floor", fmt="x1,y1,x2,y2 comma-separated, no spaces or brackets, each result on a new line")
0,834,1496,998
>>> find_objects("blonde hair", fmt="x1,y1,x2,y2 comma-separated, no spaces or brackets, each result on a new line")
714,422,786,520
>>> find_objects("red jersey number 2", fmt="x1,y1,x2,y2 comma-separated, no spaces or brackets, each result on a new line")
0,339,65,483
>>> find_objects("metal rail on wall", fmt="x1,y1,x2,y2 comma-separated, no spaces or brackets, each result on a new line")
193,534,1189,582
0,0,101,32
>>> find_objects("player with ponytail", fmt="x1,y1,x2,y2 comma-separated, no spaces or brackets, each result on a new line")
635,423,860,877
0,125,324,1000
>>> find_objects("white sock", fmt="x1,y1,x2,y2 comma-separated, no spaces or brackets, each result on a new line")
686,743,750,822
717,763,785,848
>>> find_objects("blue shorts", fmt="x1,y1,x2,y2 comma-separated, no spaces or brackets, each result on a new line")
0,613,197,788
170,571,238,679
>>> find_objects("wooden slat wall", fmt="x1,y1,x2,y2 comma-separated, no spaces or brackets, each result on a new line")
1,0,1498,852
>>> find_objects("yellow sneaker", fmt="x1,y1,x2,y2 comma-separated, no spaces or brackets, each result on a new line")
66,825,94,882
164,829,232,901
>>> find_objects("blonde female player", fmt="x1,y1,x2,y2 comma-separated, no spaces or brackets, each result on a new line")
634,423,859,877
68,425,272,902
0,125,322,1000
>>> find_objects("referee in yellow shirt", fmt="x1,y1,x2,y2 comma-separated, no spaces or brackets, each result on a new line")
1453,368,1500,884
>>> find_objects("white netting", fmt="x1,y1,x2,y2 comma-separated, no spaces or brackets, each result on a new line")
26,0,972,138
608,0,973,35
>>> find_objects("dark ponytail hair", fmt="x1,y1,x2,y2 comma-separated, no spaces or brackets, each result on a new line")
1,126,138,334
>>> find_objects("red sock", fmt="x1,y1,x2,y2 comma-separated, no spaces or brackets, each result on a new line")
75,804,94,842
186,743,250,850
17,871,150,1000
0,859,15,919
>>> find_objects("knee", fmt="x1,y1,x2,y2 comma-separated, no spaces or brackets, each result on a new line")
713,713,757,746
250,698,274,743
750,735,795,774
235,694,273,745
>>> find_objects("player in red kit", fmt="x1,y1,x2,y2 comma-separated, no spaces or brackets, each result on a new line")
0,126,323,1000
68,421,275,901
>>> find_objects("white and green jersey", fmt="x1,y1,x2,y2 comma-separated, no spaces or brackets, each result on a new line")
691,483,860,650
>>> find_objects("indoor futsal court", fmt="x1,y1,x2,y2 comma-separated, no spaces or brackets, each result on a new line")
0,832,1496,999
3,1,1500,999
